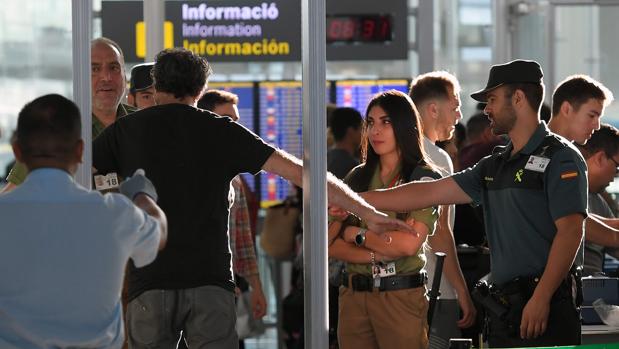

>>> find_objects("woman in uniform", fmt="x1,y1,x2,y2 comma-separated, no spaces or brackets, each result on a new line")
329,90,440,349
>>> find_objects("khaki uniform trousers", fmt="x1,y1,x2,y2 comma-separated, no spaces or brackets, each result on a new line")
338,284,428,349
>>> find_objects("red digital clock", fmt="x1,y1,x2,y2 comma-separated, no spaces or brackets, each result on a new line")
326,15,393,44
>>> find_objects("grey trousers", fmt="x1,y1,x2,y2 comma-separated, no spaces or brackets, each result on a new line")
126,285,238,349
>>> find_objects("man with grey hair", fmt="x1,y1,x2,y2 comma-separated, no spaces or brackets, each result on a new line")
2,37,135,192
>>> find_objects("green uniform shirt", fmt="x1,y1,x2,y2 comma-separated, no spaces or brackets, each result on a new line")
347,164,439,276
6,103,135,185
452,123,588,285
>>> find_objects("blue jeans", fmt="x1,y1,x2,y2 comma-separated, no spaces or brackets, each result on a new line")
126,285,238,349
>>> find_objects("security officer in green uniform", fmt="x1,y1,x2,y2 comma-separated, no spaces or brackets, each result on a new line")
2,37,135,192
363,60,588,348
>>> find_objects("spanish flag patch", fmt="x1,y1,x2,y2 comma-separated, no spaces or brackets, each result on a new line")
561,171,578,179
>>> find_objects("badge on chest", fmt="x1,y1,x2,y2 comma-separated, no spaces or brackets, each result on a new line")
524,155,550,173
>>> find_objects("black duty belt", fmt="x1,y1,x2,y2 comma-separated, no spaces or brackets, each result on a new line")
341,271,426,292
497,272,577,303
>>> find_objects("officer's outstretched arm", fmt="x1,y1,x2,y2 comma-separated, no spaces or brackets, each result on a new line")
362,177,472,213
262,149,413,234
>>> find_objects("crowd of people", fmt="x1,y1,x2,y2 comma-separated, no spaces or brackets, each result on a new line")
1,36,619,349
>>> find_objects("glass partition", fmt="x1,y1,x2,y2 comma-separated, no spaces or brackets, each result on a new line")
552,4,619,127
0,1,73,183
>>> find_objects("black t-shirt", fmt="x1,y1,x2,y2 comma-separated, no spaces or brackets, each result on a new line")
93,103,275,300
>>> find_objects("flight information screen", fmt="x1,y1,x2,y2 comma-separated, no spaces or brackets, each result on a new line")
258,81,303,206
335,79,409,115
207,82,257,193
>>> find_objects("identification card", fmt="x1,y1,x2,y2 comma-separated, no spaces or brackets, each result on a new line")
94,173,120,191
377,262,396,278
525,155,550,173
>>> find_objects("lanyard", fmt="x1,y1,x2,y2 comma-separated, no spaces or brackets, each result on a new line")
386,174,401,188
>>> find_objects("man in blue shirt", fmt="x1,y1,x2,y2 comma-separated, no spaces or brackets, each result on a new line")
0,94,167,349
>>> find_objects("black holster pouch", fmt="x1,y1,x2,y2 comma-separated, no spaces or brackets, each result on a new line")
472,279,524,337
474,267,582,339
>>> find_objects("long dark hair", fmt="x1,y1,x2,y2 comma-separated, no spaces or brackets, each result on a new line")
346,90,427,192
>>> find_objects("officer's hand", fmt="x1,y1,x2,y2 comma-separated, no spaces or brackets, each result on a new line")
119,169,158,202
364,210,413,235
520,294,549,339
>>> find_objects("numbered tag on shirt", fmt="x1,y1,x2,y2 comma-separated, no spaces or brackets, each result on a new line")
525,155,550,173
372,262,396,278
94,173,120,191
